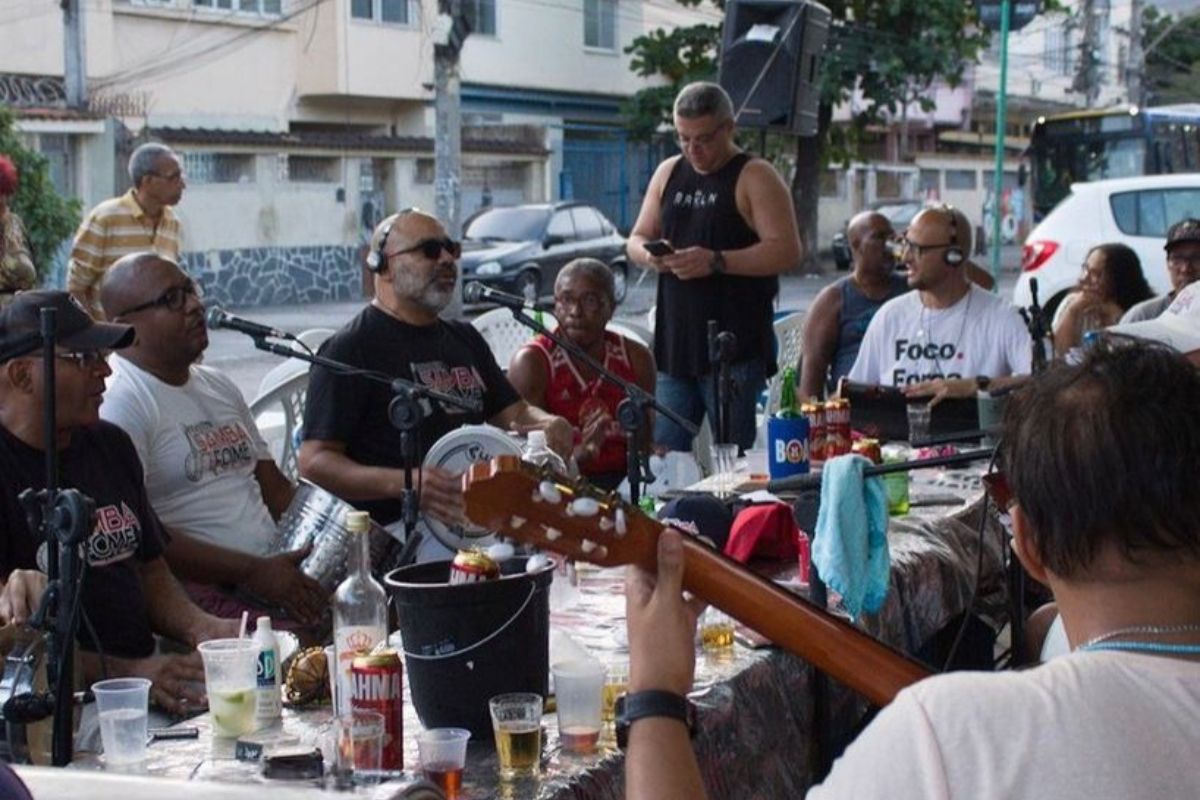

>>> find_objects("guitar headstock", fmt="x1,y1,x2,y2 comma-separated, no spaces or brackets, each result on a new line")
463,455,659,571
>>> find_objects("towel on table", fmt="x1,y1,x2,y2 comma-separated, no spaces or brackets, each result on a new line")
812,454,890,620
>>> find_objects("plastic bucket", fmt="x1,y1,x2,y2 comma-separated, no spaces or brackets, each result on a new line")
767,416,811,479
384,556,554,739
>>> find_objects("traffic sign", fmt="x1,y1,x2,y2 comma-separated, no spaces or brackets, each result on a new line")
975,0,1040,32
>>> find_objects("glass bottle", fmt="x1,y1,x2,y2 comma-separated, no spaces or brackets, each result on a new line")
332,511,387,715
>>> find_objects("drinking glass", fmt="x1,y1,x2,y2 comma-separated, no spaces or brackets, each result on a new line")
417,728,471,799
552,660,605,754
700,607,735,654
197,639,258,738
906,402,932,445
333,709,385,785
601,660,629,723
91,677,151,765
488,693,543,778
712,443,739,497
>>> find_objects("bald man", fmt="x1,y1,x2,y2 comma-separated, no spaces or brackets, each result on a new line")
848,206,1029,388
799,212,909,399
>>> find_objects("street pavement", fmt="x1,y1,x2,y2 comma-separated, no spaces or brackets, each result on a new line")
207,245,1023,404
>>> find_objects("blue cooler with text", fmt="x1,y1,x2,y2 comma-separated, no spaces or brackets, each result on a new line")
767,416,810,478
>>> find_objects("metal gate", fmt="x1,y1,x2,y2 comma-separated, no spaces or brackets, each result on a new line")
560,126,634,231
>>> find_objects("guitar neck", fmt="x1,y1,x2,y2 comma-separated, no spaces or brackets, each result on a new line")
676,537,930,707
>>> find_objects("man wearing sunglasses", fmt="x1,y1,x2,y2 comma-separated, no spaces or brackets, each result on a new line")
0,290,239,717
848,205,1030,389
300,210,572,556
68,143,186,319
97,254,327,633
628,82,802,453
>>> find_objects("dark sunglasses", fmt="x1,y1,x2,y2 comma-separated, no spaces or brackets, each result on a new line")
116,280,203,316
56,350,111,370
387,237,461,261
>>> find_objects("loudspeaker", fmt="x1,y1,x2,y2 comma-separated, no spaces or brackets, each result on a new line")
718,0,831,136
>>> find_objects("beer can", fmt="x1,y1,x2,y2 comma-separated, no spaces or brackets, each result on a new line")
851,437,882,465
824,398,852,457
801,401,826,463
449,549,500,585
350,649,404,771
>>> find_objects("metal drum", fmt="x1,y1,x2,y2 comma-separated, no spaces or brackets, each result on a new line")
273,482,397,592
0,626,50,765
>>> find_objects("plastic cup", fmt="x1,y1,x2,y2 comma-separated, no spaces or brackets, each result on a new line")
700,607,735,654
92,677,151,765
417,728,471,799
197,638,258,738
906,402,932,444
323,644,339,711
601,660,628,723
551,660,604,754
333,709,384,783
712,443,739,497
488,692,543,778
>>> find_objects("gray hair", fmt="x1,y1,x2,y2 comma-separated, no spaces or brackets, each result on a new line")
128,143,177,187
673,82,734,122
556,257,615,304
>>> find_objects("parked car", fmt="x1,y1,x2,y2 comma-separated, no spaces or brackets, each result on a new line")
831,199,924,270
459,202,629,305
1013,174,1200,316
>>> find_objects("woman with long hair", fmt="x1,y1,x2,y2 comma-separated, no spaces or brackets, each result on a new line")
1052,242,1152,355
0,155,36,307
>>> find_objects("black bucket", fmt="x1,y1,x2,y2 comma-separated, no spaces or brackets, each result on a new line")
384,557,554,739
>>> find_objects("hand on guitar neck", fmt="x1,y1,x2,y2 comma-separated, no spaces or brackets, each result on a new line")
462,455,931,707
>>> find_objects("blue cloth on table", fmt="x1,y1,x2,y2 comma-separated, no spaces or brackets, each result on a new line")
812,454,890,620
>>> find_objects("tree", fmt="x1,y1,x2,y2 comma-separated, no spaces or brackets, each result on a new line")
624,0,988,271
0,106,82,280
1142,6,1200,106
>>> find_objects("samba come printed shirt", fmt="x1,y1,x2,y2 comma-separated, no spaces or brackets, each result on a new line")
0,421,165,659
101,356,277,557
847,284,1032,387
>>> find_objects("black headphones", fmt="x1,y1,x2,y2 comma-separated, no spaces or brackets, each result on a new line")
940,204,965,266
366,208,420,273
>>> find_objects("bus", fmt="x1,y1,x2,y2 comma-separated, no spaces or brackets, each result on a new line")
1029,104,1200,219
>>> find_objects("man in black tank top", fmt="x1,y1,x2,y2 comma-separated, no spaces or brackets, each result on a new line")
628,82,802,452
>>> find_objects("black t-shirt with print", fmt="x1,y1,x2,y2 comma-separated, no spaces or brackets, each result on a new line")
0,421,166,659
302,306,520,525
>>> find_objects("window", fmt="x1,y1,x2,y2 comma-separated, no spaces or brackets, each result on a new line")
182,152,255,184
351,0,411,25
463,0,495,36
1043,28,1072,76
919,169,940,196
570,207,603,240
1109,189,1200,237
547,211,575,241
584,0,616,50
281,155,339,183
945,169,977,191
193,0,280,14
415,159,435,184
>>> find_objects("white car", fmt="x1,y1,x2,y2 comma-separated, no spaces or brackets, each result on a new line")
1014,174,1200,314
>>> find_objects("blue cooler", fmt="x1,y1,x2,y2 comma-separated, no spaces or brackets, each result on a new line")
767,416,811,479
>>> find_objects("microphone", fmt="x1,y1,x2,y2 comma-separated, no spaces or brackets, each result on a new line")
464,281,535,310
205,306,295,341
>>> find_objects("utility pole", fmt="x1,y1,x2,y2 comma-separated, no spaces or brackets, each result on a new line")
1127,0,1144,107
988,0,1011,282
62,0,87,108
1074,0,1102,107
434,0,470,317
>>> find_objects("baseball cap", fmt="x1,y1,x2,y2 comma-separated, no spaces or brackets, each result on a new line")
0,291,134,357
1164,218,1200,252
658,495,733,552
1109,281,1200,355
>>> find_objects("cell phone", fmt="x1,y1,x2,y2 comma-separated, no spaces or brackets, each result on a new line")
644,239,675,257
149,726,199,741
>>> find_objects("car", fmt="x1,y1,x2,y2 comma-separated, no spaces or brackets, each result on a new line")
831,199,924,270
458,202,629,305
1014,174,1200,316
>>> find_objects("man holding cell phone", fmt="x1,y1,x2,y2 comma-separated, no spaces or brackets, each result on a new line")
628,82,803,453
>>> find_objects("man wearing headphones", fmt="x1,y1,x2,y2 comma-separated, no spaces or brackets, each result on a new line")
299,211,572,540
847,206,1030,388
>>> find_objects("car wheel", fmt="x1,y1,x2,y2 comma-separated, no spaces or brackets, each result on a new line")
517,270,540,304
609,262,628,305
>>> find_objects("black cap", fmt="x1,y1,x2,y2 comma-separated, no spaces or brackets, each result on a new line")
0,291,135,354
1165,218,1200,252
658,495,733,552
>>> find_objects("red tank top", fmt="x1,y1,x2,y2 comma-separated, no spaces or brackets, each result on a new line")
528,330,638,476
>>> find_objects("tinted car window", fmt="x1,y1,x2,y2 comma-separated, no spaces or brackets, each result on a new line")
570,207,604,240
465,207,550,241
1111,189,1200,237
547,211,575,240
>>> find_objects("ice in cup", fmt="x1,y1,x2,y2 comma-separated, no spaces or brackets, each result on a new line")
552,660,605,754
489,693,543,778
197,638,258,738
92,677,152,764
417,728,471,799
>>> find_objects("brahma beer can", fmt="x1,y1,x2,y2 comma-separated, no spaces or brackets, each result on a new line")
351,649,404,771
801,401,826,463
825,398,852,457
449,549,501,584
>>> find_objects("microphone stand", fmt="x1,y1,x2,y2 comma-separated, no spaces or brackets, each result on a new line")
707,321,737,446
247,337,481,567
1019,277,1050,374
766,447,995,493
499,308,699,506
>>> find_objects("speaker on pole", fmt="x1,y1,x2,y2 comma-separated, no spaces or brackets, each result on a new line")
717,0,831,136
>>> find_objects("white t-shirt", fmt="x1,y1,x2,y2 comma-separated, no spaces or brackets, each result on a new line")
848,284,1032,386
808,650,1200,800
101,356,277,556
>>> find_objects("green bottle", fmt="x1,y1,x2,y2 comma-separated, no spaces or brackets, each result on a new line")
776,366,799,418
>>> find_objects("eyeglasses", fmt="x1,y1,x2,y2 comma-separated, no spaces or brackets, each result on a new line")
385,237,462,261
900,237,954,257
675,121,729,149
1168,253,1200,269
554,292,608,313
116,279,203,317
56,350,110,370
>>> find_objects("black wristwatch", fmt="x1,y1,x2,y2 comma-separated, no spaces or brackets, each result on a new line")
975,375,992,392
614,690,696,750
709,250,726,275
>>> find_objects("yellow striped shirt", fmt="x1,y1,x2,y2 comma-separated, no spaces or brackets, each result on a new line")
68,189,183,317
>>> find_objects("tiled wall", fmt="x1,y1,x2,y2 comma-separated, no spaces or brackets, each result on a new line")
181,245,364,308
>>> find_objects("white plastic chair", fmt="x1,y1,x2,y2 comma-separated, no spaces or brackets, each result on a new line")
247,328,334,480
471,308,558,371
606,319,654,350
764,312,806,417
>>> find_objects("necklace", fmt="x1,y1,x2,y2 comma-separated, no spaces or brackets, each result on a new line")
917,287,973,376
1077,623,1200,653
